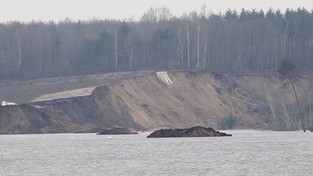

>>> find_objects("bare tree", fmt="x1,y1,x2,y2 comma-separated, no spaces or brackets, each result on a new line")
186,22,190,69
113,28,119,71
196,23,200,70
278,59,306,132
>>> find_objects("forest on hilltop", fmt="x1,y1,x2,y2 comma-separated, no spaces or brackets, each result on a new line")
0,7,313,80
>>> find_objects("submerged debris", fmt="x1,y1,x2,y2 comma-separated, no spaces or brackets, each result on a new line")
97,127,138,135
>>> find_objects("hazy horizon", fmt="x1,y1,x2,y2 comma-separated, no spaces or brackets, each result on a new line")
0,0,312,22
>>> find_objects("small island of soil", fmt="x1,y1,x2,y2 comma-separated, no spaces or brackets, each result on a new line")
147,126,231,138
97,127,138,135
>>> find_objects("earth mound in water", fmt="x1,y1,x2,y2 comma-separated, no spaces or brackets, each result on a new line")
147,126,231,138
97,127,138,135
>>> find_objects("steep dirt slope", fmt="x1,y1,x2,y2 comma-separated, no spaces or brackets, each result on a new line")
0,71,312,134
105,71,270,130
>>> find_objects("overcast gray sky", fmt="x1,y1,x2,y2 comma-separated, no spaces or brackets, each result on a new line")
0,0,312,22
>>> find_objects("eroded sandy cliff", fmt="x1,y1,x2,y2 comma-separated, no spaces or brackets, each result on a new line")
0,71,312,134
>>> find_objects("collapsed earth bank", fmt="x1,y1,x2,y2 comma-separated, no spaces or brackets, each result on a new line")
0,71,312,134
147,126,232,138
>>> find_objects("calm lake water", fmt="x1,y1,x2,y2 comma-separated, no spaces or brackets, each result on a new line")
0,130,312,176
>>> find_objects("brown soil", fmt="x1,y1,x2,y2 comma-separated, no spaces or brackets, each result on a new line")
0,71,312,134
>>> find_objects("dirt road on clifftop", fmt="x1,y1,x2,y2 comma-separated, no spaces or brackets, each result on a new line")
0,71,152,103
